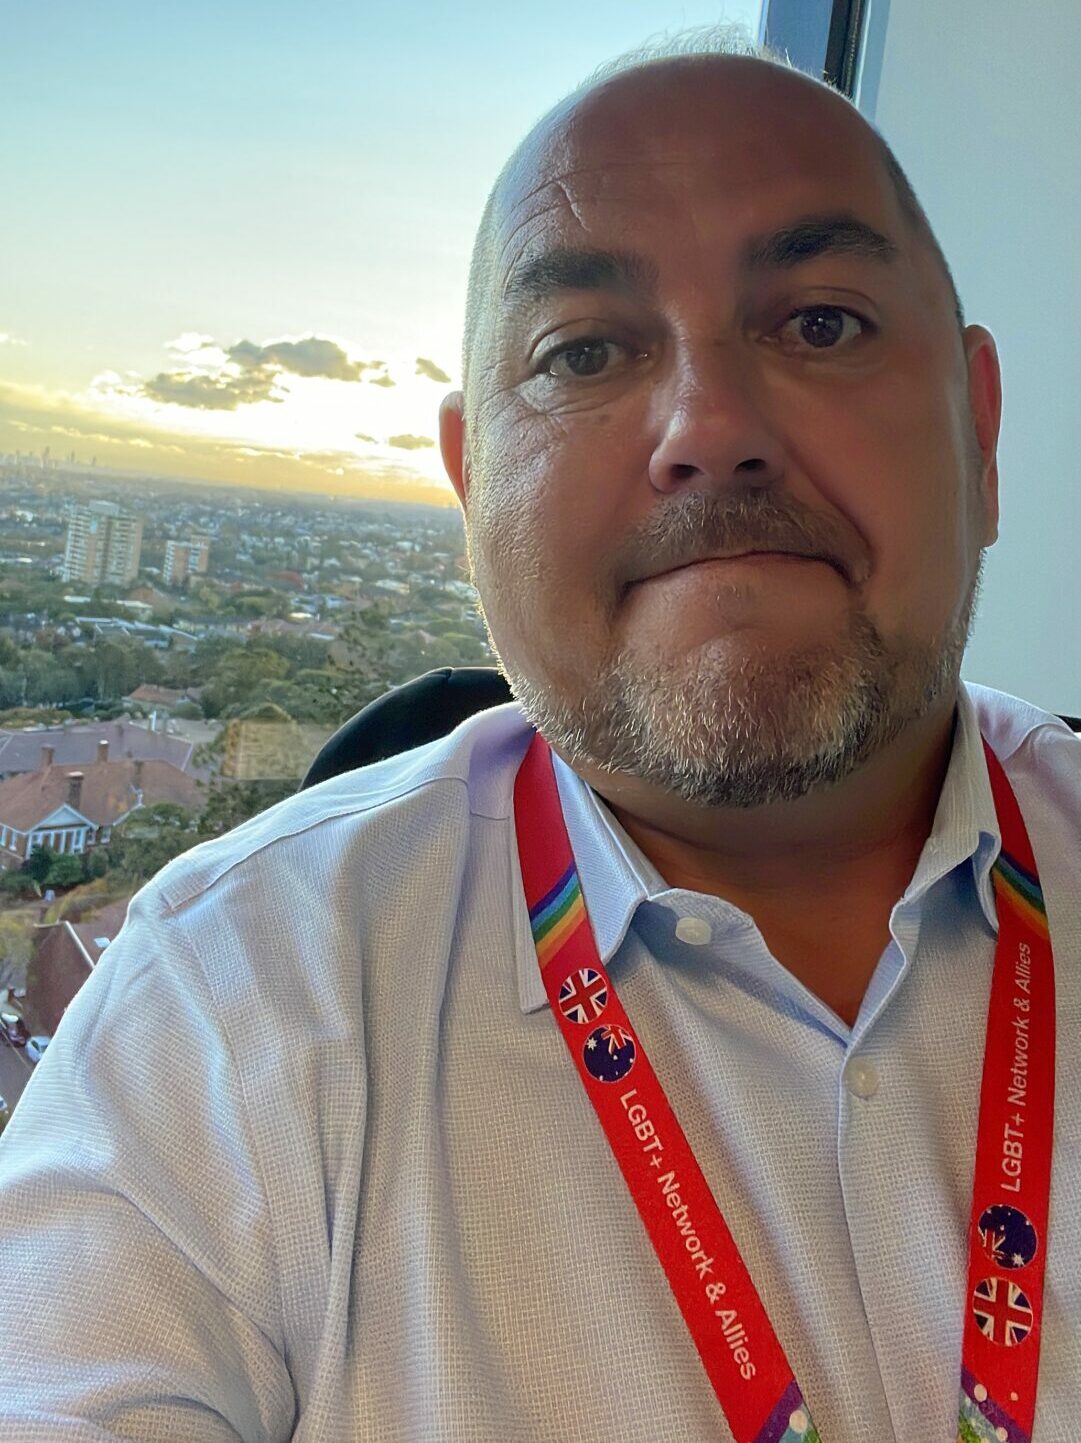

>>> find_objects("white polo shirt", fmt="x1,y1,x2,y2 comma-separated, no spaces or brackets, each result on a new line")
0,681,1077,1442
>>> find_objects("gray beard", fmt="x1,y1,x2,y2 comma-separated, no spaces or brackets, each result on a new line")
499,568,981,809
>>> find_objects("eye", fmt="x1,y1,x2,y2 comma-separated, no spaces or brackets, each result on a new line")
775,305,870,351
539,337,631,380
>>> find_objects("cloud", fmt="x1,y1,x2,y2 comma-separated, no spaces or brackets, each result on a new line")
136,334,389,410
227,335,378,382
0,332,27,346
387,433,435,450
369,373,396,388
415,356,451,383
143,367,282,411
166,332,218,356
355,432,376,443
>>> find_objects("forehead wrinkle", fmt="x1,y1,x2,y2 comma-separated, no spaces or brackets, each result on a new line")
492,153,702,257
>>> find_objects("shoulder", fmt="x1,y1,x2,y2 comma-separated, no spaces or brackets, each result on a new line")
965,680,1081,840
966,682,1080,768
85,700,536,1041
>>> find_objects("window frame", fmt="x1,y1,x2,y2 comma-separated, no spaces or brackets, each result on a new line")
761,0,868,97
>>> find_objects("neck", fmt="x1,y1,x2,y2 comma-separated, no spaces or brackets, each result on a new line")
558,698,959,1024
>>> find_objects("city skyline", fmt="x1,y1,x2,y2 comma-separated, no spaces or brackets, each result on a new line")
2,1,763,505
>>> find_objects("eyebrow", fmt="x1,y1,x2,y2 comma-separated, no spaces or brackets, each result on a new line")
743,213,899,270
503,248,659,304
502,213,899,307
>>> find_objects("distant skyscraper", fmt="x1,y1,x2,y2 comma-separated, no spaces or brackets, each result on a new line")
163,534,211,589
61,501,144,586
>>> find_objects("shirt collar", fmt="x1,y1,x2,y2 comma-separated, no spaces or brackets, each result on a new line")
516,682,1003,1015
901,682,1001,926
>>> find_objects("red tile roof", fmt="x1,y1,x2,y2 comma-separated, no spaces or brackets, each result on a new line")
0,759,200,833
70,897,131,963
124,685,186,707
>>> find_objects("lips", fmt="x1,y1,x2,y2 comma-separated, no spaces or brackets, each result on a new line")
639,550,841,583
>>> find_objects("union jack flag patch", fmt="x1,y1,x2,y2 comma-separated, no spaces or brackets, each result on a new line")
558,967,609,1024
972,1276,1033,1347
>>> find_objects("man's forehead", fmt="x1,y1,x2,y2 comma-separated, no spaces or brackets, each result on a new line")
490,61,889,270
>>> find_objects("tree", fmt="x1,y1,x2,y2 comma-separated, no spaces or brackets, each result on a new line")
201,645,291,717
45,852,84,888
196,778,294,839
24,846,55,886
0,871,37,900
0,913,34,994
83,847,110,881
107,802,198,883
90,639,132,700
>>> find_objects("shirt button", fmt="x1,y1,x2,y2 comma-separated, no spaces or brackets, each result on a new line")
675,916,712,946
844,1058,880,1099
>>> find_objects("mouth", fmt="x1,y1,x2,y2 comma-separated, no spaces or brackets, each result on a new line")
639,550,843,584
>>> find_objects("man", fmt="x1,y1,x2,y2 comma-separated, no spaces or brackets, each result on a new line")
0,33,1078,1443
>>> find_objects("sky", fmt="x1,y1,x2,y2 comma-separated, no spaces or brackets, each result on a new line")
1,0,763,507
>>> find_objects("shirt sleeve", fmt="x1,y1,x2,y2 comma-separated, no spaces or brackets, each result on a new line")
0,884,296,1442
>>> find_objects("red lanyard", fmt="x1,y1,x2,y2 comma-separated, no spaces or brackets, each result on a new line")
514,734,1055,1443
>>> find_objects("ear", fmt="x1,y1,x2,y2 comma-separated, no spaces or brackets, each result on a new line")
439,391,470,512
962,325,1002,545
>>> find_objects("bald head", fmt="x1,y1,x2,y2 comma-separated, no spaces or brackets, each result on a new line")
461,50,962,414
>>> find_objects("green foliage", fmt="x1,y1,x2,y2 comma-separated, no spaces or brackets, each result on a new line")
107,802,198,883
0,913,35,993
9,848,106,893
200,645,290,717
0,630,165,710
0,706,74,729
224,590,289,619
45,852,84,888
195,777,294,838
83,848,110,881
0,871,38,900
24,846,55,885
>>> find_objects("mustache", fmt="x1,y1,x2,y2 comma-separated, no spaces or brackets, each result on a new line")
618,491,871,589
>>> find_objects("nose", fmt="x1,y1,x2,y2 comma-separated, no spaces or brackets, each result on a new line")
647,343,786,495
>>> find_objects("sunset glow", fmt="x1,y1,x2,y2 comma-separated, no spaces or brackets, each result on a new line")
3,0,762,504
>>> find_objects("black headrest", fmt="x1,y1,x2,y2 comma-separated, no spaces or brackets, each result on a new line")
301,666,512,788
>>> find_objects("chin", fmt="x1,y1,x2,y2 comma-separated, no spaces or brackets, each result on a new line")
507,612,964,809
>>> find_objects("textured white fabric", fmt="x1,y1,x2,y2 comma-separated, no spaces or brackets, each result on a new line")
0,682,1078,1442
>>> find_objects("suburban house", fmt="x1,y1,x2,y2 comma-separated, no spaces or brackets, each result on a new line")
0,756,199,868
122,683,196,712
0,718,197,781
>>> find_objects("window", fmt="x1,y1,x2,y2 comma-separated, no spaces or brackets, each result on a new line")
763,0,866,95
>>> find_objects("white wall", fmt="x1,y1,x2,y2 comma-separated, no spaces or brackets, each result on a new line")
856,0,1081,714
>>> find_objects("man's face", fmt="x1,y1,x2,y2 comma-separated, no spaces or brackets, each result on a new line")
445,60,1000,805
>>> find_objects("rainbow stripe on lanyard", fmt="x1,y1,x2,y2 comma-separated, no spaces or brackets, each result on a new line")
514,732,1055,1443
